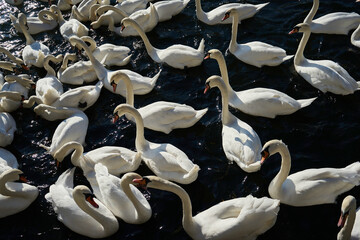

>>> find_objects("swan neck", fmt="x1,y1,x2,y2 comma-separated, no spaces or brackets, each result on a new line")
23,95,43,108
120,106,146,150
70,143,84,166
39,10,57,24
294,30,310,66
19,19,35,45
216,80,230,124
270,143,291,196
230,13,239,49
304,0,319,23
0,174,25,198
128,21,154,54
215,54,231,90
195,0,204,17
341,208,356,240
44,59,56,77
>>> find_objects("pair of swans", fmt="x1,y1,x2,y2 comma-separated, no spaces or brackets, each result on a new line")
17,13,50,68
0,169,39,218
10,10,58,35
338,195,360,240
0,113,17,147
224,8,293,68
204,75,262,173
261,139,360,206
112,71,207,134
45,167,119,238
133,175,280,240
53,140,141,176
121,17,205,69
194,0,269,25
205,49,317,118
38,105,88,159
289,23,359,95
113,104,200,184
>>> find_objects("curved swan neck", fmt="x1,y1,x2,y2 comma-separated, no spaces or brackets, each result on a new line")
22,95,43,108
113,72,134,106
304,0,319,23
44,55,62,77
340,209,356,240
82,36,97,52
212,78,230,124
230,12,239,49
55,141,83,165
294,29,310,66
124,19,155,54
18,16,35,45
38,10,57,24
270,142,291,196
213,53,231,90
0,47,23,65
0,171,26,198
194,0,204,18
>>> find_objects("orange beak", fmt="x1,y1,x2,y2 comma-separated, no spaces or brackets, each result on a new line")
204,84,210,94
204,54,210,60
260,150,269,165
86,196,99,208
288,28,298,35
112,113,119,124
111,82,117,92
133,178,147,189
22,64,29,70
19,175,28,183
338,213,347,228
121,25,125,32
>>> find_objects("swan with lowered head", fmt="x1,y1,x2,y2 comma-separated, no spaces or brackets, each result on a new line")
112,71,207,134
45,167,119,238
53,140,141,176
134,175,280,240
10,10,58,35
85,165,152,224
223,8,293,68
153,0,190,22
303,0,360,35
0,112,17,147
337,195,360,240
37,105,88,159
289,23,360,95
70,0,110,22
261,139,360,206
121,17,205,69
17,13,50,68
204,49,317,118
0,169,39,218
204,75,262,173
195,0,268,25
351,23,360,48
113,104,200,184
80,36,131,67
0,148,18,174
0,47,27,71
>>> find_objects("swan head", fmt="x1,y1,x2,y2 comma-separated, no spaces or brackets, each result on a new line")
120,17,137,32
0,168,26,183
113,103,136,123
204,75,225,94
110,71,131,92
338,195,356,228
289,23,310,35
222,8,237,21
260,139,286,165
133,175,175,192
73,185,99,208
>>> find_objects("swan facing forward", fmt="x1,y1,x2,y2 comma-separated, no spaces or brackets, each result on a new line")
289,23,360,95
121,17,205,69
134,175,280,240
261,139,360,206
337,195,360,240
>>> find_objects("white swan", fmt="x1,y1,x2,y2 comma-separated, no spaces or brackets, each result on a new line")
10,10,58,35
303,0,360,35
85,164,152,224
50,5,89,41
153,0,190,22
81,36,131,67
223,8,293,68
195,0,268,25
205,49,317,118
5,0,23,6
204,75,262,173
337,195,360,240
0,169,39,218
0,47,27,71
121,17,205,69
57,0,83,11
289,23,360,95
70,0,110,22
261,139,360,206
99,3,159,37
17,13,50,68
37,105,88,158
0,148,18,174
351,23,360,48
133,175,280,240
57,53,97,85
45,167,119,238
113,104,200,184
53,140,141,176
112,71,207,134
0,112,17,147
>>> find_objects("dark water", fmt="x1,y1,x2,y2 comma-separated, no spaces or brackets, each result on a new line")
1,0,360,239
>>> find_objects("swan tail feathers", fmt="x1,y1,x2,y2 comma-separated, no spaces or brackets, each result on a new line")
39,143,51,152
183,0,190,5
282,54,294,62
343,161,360,185
195,107,208,119
150,69,162,85
356,81,360,89
198,38,205,53
298,97,317,108
256,2,270,11
119,54,132,66
55,167,76,188
181,164,200,184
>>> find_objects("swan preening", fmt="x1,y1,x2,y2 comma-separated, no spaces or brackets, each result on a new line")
261,140,360,206
133,175,280,240
337,195,360,240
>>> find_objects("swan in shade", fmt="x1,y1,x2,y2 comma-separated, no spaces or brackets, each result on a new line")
53,141,141,176
17,13,50,68
80,36,131,67
303,0,360,35
120,17,205,69
337,195,360,240
70,0,110,22
153,0,190,22
113,104,200,184
1,74,35,112
0,169,39,218
10,10,58,35
223,8,293,68
0,112,17,147
57,0,82,11
204,75,262,173
112,71,207,134
36,105,88,158
261,139,360,206
57,53,97,85
134,175,280,240
45,167,119,238
289,23,360,95
195,0,268,25
351,24,360,48
50,5,89,41
204,49,317,118
97,3,159,37
5,0,23,6
85,165,152,224
0,148,18,174
0,47,27,71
